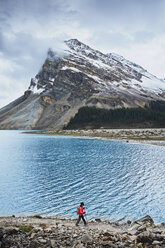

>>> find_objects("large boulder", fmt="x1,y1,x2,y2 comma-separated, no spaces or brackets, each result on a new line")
135,215,154,226
81,234,92,244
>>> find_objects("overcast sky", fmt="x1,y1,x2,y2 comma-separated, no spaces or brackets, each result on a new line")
0,0,165,108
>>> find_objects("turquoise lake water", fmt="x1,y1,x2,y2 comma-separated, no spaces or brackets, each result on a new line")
0,130,165,223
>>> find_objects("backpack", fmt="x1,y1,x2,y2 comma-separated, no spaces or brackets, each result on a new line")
77,206,80,215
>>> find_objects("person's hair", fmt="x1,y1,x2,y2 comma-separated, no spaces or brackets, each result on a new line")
80,202,84,206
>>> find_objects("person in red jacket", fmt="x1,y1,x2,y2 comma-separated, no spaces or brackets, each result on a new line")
76,202,87,226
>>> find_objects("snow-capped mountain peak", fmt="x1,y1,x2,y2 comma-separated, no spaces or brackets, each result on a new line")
28,39,165,102
0,38,165,130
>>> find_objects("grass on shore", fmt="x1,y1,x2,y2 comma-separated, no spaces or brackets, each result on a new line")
18,225,34,233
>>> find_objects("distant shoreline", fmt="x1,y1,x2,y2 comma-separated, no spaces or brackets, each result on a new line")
24,128,165,146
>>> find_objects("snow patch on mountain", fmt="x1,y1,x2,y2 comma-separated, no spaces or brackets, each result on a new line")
61,66,81,73
141,74,165,92
28,78,44,94
107,53,145,74
62,39,165,97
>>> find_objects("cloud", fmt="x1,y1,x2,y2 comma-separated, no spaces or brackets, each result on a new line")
0,0,165,108
132,31,155,44
0,0,79,107
118,33,165,78
71,0,165,33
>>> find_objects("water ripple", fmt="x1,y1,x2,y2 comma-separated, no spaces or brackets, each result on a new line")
0,131,165,223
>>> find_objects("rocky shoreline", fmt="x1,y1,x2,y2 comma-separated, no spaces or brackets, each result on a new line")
0,215,165,247
25,128,165,146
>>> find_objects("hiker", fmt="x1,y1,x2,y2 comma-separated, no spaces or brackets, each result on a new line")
76,202,87,226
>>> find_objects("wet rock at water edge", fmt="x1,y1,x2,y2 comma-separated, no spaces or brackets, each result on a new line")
135,215,154,226
95,218,102,222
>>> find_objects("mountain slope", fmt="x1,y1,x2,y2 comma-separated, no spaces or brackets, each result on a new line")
0,39,165,130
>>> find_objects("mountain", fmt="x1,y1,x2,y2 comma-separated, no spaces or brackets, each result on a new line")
0,38,165,130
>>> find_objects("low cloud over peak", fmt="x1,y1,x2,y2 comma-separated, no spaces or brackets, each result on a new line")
0,0,165,108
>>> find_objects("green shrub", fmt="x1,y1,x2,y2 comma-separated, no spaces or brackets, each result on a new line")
33,215,42,219
18,225,33,233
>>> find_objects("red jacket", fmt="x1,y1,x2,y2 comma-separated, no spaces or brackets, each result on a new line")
77,206,85,216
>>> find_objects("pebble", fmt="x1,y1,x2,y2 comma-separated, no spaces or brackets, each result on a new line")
38,238,47,243
50,239,57,247
152,240,162,245
30,233,36,239
0,215,165,248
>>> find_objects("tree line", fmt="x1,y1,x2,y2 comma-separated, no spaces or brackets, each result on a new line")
64,101,165,129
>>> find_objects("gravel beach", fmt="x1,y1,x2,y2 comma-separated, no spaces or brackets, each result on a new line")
0,215,165,247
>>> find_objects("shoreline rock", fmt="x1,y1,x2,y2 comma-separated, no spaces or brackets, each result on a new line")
24,128,165,147
0,215,165,247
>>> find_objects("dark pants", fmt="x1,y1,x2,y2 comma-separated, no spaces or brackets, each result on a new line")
76,215,87,226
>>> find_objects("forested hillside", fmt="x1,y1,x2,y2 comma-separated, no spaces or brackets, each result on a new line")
65,101,165,129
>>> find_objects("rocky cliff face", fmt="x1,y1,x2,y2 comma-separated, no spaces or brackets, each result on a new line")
0,39,165,130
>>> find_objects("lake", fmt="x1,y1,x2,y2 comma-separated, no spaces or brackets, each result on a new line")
0,130,165,223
